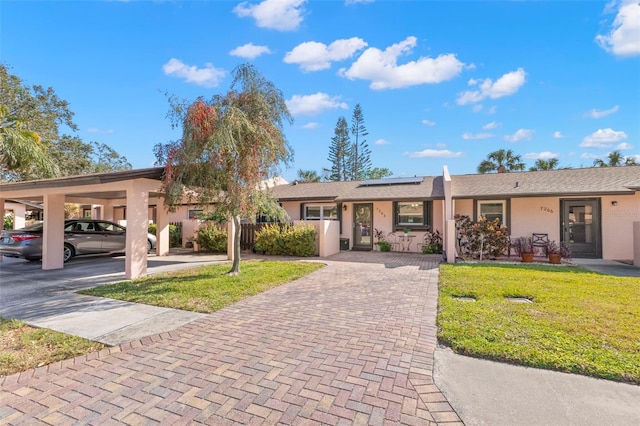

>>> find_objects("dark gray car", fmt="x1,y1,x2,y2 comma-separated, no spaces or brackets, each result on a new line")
0,220,157,262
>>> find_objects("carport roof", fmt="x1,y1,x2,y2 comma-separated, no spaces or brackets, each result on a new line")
0,167,165,201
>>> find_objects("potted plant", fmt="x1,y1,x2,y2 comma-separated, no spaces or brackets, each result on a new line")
374,228,391,252
512,236,534,262
402,227,410,240
421,230,443,254
546,240,572,264
545,240,562,264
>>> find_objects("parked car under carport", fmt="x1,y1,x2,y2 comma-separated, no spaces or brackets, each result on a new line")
0,219,156,262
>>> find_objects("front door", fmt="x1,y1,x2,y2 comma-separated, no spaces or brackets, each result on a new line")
561,199,601,258
353,203,373,250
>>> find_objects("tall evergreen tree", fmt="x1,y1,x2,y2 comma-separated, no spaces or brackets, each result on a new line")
350,103,371,180
327,116,350,181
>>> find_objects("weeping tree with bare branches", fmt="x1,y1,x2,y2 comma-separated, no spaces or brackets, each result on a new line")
154,64,293,275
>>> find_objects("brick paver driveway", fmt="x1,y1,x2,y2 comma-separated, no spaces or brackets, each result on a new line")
1,252,461,425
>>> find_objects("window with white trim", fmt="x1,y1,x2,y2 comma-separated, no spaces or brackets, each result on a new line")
478,200,506,224
393,201,432,229
304,205,338,220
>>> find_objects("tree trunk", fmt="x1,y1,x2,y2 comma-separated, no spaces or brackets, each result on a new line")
229,215,242,275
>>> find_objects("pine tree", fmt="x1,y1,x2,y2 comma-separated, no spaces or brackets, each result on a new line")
327,117,351,181
350,104,371,180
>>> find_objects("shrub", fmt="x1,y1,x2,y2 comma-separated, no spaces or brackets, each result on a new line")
255,223,317,257
378,241,391,252
147,223,182,248
455,215,510,259
421,229,443,254
194,222,228,253
3,214,14,230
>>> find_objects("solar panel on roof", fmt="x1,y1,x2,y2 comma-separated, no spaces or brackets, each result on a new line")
359,177,423,187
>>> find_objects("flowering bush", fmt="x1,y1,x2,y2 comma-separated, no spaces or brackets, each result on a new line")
455,215,510,259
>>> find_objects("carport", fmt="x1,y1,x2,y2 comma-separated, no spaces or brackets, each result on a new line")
0,167,172,279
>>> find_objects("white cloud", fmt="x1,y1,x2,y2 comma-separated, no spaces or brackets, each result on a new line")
286,92,348,116
405,149,464,158
504,128,535,142
595,0,640,57
483,121,501,130
233,0,306,31
422,119,436,126
585,105,620,118
87,128,114,134
375,138,390,145
580,128,627,148
487,106,497,114
284,38,367,71
301,122,319,129
229,43,272,59
630,154,640,162
339,36,465,89
616,142,633,149
345,0,374,5
472,104,483,113
462,132,494,140
162,58,225,87
524,151,558,160
553,131,566,139
457,68,527,105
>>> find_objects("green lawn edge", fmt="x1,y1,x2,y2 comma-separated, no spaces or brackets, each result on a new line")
80,259,325,314
437,263,640,384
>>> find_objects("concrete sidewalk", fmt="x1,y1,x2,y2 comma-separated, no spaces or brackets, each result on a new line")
0,252,225,345
434,348,640,426
570,258,640,277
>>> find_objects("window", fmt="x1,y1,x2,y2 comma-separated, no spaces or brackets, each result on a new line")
188,209,203,219
394,201,432,229
478,200,506,224
304,205,338,220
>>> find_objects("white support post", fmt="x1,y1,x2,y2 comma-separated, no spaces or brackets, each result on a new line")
446,219,457,264
155,199,170,256
125,180,149,279
42,193,66,270
13,203,26,229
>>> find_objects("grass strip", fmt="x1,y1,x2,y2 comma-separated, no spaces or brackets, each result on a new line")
81,259,324,313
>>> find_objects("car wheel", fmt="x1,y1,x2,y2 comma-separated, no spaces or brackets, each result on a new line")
147,240,153,252
63,244,75,262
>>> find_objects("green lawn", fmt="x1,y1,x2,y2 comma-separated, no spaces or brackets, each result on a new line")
0,318,105,378
437,263,640,384
81,260,324,313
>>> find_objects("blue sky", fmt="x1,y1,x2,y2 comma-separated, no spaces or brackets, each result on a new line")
2,0,639,182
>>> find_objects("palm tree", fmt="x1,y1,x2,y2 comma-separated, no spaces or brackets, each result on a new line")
478,149,525,173
592,150,637,167
0,106,59,179
529,158,559,171
296,169,321,182
593,150,624,167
